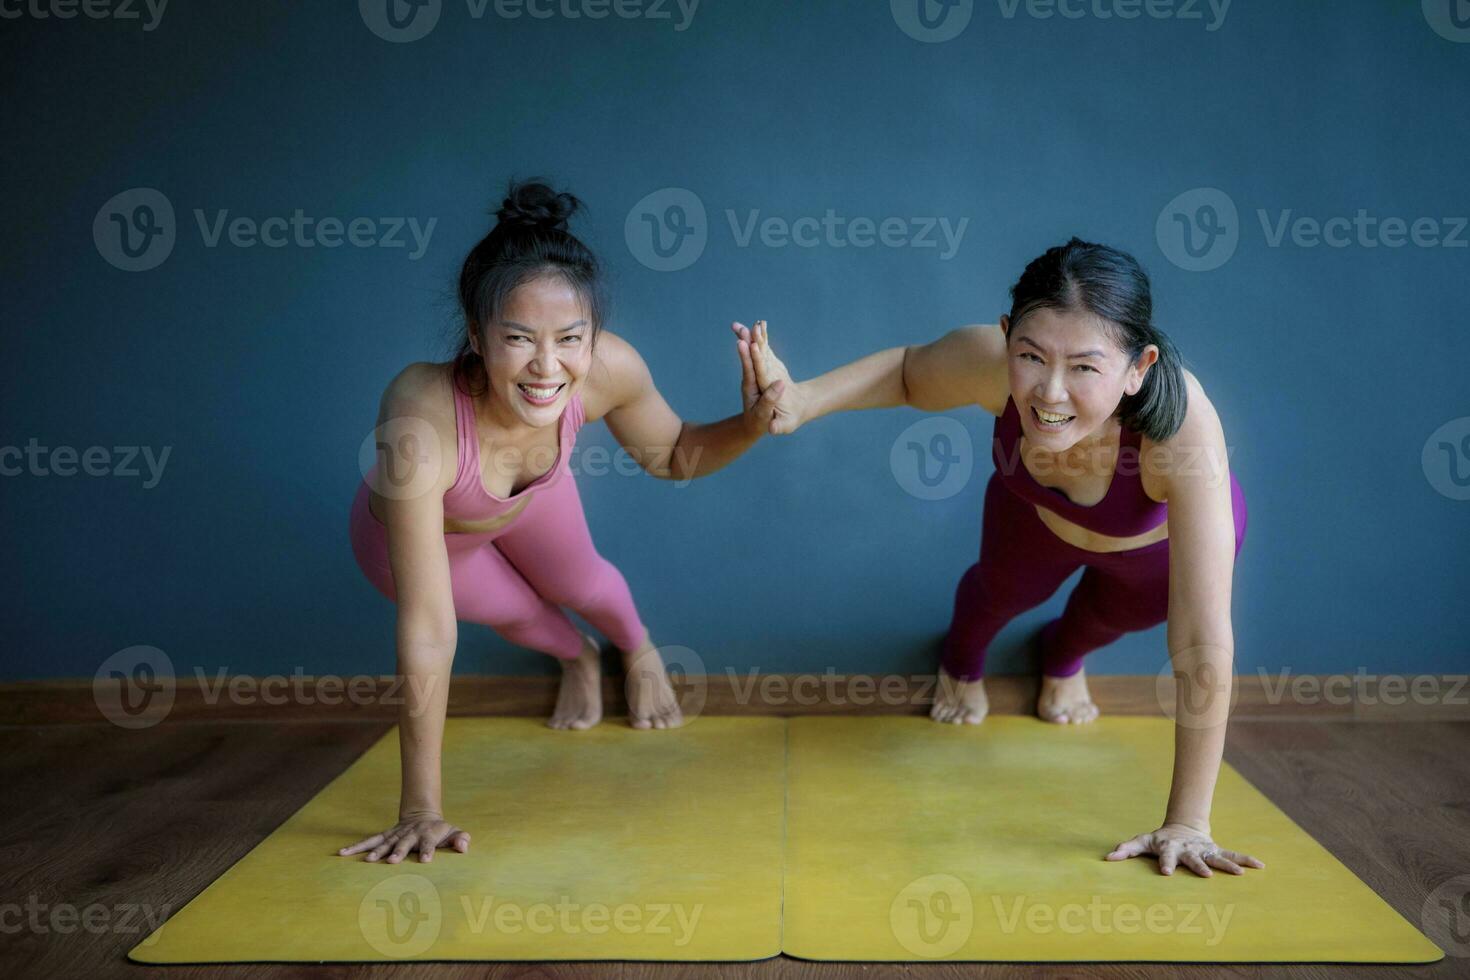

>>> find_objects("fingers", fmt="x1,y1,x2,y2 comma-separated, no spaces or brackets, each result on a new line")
751,320,780,387
338,833,386,856
452,831,471,852
1105,835,1150,861
1205,852,1245,875
386,833,419,864
1158,848,1178,875
737,339,757,401
366,834,399,862
1181,851,1214,877
1221,849,1264,870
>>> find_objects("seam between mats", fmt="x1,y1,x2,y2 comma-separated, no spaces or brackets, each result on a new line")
779,716,789,953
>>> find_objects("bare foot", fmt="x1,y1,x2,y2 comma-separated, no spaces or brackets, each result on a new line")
1038,667,1100,724
929,667,988,725
620,630,684,730
547,631,603,730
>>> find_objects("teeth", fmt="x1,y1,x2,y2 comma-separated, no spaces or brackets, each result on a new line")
1035,407,1074,424
518,383,564,399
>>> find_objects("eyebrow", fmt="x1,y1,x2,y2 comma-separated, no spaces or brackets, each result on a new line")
500,320,586,333
1017,336,1105,359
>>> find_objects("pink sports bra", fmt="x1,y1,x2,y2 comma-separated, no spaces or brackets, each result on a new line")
441,379,585,523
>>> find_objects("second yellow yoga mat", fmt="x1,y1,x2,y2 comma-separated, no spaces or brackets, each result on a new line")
783,716,1441,962
130,717,786,962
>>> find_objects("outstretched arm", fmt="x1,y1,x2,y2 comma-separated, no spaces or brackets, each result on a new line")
735,319,1010,434
590,329,785,482
1106,376,1264,878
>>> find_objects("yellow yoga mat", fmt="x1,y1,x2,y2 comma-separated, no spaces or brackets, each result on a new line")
129,717,786,963
131,715,1442,963
783,716,1443,963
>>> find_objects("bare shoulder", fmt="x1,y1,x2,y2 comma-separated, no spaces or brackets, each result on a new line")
906,323,1010,416
375,361,458,492
583,329,650,423
1157,368,1224,448
381,360,453,419
963,323,1012,417
1140,368,1229,498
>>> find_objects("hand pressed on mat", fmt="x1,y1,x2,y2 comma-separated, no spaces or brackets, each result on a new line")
337,810,471,864
1107,822,1265,877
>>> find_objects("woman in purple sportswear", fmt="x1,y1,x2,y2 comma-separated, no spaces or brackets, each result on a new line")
737,237,1263,879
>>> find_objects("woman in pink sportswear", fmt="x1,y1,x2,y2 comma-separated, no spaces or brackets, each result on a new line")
738,238,1264,880
339,180,786,865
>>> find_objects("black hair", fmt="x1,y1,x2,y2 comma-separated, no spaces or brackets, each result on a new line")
449,178,607,397
1006,237,1188,442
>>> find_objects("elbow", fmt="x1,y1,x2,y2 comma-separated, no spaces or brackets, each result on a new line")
651,422,690,482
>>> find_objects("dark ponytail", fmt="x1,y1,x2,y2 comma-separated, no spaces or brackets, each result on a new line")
1007,237,1188,442
449,178,607,397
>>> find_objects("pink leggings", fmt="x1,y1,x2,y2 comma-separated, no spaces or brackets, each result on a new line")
348,475,648,661
940,471,1247,681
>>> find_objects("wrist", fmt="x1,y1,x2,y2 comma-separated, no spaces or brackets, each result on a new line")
794,377,820,423
400,804,442,821
1163,814,1211,835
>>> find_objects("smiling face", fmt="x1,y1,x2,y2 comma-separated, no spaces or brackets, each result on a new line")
468,273,595,430
1002,306,1157,452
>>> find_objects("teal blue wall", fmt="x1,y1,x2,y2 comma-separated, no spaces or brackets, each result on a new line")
4,1,1466,683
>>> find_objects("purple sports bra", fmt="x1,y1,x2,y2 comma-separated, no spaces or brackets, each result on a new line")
992,395,1168,538
440,379,585,523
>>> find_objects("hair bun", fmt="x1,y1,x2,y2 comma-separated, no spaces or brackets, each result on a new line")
495,180,580,232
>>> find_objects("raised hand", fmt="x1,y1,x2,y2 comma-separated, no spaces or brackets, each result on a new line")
731,319,810,435
1106,824,1265,877
733,318,787,436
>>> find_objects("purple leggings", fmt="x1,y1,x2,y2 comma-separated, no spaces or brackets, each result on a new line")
940,471,1247,681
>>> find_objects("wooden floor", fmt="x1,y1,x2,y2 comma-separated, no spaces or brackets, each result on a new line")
2,717,1466,979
